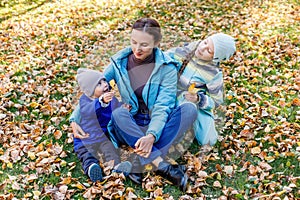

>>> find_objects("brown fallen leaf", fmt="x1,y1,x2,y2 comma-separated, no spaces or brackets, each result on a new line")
213,180,222,188
251,146,261,155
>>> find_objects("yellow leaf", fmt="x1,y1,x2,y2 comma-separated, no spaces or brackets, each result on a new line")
264,156,275,162
28,152,36,160
74,183,86,190
29,102,41,108
188,83,196,93
60,160,67,167
145,164,153,171
69,165,76,171
277,190,286,196
54,171,61,176
7,162,13,169
126,187,135,193
32,191,41,197
155,197,164,200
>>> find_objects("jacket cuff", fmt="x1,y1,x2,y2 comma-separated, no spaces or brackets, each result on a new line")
99,95,109,108
146,131,157,143
197,92,207,108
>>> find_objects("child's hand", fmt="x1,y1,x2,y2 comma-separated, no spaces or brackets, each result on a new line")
102,91,115,103
183,91,199,103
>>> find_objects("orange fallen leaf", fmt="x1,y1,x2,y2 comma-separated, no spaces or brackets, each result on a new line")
292,98,300,106
60,177,72,185
54,130,62,140
240,129,254,139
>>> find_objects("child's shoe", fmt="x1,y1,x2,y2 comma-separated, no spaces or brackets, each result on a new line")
113,161,132,176
88,163,103,182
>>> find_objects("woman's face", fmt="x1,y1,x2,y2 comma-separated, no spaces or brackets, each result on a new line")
195,38,214,61
130,29,158,60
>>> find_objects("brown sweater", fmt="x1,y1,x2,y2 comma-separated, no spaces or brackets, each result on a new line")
127,52,155,113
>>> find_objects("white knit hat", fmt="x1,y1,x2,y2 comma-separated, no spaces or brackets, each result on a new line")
209,33,236,63
76,68,104,97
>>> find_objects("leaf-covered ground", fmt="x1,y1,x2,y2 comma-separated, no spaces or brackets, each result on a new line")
0,0,299,199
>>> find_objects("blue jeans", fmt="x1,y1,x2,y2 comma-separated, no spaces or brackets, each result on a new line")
110,103,197,166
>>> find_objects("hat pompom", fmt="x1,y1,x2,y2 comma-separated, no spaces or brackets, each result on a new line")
209,33,236,63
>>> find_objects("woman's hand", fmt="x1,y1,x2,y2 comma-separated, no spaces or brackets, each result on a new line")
183,91,199,103
71,122,90,139
134,134,155,158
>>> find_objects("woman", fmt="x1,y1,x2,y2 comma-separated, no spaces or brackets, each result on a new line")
71,18,197,191
167,33,236,146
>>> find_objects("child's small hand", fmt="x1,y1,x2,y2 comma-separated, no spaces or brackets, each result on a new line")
102,91,115,103
183,91,199,103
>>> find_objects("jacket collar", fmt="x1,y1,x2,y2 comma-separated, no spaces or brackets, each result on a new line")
111,46,179,69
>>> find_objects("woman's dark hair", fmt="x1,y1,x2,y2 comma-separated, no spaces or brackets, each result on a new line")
132,18,162,43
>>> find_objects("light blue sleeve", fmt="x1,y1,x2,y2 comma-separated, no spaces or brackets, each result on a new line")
147,64,178,142
104,62,115,82
69,104,81,124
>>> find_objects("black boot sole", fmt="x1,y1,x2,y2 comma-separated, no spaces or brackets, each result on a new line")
128,173,142,185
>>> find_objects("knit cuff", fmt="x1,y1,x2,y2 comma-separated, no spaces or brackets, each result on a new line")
99,95,109,108
197,92,207,108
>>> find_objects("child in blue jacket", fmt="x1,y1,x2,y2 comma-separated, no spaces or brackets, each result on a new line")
72,68,131,182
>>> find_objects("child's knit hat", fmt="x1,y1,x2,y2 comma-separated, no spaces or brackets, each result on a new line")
76,68,104,97
209,33,236,63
